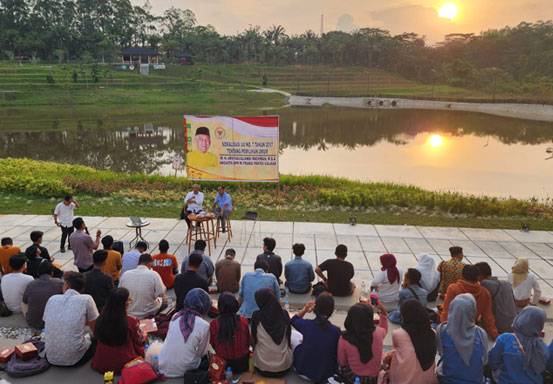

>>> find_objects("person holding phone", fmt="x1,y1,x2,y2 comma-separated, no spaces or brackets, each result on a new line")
54,195,80,253
182,184,204,227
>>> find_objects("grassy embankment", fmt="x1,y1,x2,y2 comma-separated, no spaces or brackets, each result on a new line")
2,158,553,230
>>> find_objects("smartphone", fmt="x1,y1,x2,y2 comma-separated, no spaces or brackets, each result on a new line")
370,292,379,306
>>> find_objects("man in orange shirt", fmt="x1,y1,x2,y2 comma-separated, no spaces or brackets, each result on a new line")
100,236,122,284
440,264,499,340
0,237,21,274
152,239,178,289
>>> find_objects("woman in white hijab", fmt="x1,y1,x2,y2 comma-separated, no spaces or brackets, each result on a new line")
415,254,440,301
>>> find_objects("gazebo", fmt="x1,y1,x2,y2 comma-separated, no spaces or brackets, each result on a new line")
121,47,160,65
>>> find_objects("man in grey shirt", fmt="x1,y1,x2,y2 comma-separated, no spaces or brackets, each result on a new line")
476,262,517,333
180,240,214,284
69,217,101,273
23,260,63,329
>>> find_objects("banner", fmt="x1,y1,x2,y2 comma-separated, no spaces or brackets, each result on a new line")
184,115,279,182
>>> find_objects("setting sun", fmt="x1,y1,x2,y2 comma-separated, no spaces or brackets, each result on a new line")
439,3,459,20
428,134,444,148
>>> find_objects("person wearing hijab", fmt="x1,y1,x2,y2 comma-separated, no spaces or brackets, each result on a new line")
489,306,549,384
436,293,488,384
369,254,403,310
209,293,251,373
159,288,212,378
415,254,441,301
388,300,438,384
251,288,293,377
292,292,341,382
388,268,429,324
337,301,388,383
508,258,542,308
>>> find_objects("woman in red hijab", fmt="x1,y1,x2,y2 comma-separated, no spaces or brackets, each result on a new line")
370,254,404,310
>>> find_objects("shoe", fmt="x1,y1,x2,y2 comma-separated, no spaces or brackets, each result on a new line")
222,228,226,233
60,248,66,253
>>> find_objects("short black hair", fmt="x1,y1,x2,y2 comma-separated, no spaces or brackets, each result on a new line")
136,241,148,251
72,217,84,230
292,243,305,256
475,262,492,278
138,253,153,265
462,264,480,283
64,195,72,201
93,250,108,265
194,240,207,251
158,239,169,253
263,237,276,252
101,235,114,249
188,252,203,268
449,246,463,257
9,255,26,271
64,271,86,293
195,126,210,137
335,244,348,258
30,231,44,243
38,259,53,276
254,259,269,272
1,237,12,246
405,268,422,286
225,248,236,258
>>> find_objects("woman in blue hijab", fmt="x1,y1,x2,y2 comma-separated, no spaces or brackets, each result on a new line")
489,306,549,384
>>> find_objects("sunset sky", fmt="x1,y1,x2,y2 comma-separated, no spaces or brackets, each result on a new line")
141,0,553,43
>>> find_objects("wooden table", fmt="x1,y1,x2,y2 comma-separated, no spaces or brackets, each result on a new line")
186,213,216,255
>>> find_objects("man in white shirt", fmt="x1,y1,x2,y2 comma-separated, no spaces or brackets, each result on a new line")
53,195,79,253
43,271,99,366
121,241,148,276
1,255,34,313
183,184,204,227
120,253,167,319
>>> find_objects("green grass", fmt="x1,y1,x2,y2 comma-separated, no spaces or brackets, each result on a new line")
1,158,553,230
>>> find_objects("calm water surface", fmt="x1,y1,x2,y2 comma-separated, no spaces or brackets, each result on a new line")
1,107,553,199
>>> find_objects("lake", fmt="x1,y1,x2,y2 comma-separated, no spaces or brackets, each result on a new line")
1,106,552,199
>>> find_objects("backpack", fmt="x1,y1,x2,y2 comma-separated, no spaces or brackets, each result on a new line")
5,339,50,378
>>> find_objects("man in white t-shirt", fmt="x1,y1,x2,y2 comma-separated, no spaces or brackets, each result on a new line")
0,255,34,313
183,184,204,227
53,195,80,253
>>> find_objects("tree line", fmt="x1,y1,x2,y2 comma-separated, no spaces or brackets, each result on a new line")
2,0,553,94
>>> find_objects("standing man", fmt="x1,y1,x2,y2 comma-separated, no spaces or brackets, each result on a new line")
69,217,101,273
53,195,79,253
213,186,233,233
183,184,204,227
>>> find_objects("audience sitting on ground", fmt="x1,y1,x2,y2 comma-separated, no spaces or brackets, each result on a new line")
22,259,63,329
24,245,45,278
489,306,549,384
239,259,280,318
475,261,517,334
256,237,283,284
337,301,388,382
251,288,293,377
415,254,441,301
121,241,148,276
215,248,241,294
100,235,122,283
180,240,214,283
316,244,355,297
84,250,114,311
436,294,488,384
1,255,33,313
92,287,145,375
0,237,21,274
509,257,542,308
437,246,466,297
152,239,179,289
119,253,166,319
292,292,341,383
159,288,211,378
26,230,52,261
43,271,99,367
70,217,101,273
284,243,315,294
209,292,251,373
370,253,404,310
388,268,428,324
174,252,209,311
387,300,438,384
441,264,499,340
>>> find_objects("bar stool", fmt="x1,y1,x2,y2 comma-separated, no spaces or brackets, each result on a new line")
215,217,233,241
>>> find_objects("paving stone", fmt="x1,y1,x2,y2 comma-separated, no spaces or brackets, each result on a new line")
375,224,422,238
417,226,468,240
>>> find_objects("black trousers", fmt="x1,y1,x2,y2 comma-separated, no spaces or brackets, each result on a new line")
60,225,74,249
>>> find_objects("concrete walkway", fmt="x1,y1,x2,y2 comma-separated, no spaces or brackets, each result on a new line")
2,214,553,383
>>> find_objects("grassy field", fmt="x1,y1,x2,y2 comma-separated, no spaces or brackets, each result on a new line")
2,158,553,230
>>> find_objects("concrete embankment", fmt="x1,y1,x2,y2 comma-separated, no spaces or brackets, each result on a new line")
288,95,553,122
